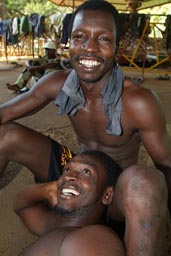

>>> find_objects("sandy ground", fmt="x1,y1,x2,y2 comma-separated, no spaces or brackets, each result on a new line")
0,62,171,255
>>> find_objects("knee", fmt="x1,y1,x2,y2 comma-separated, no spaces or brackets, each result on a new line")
117,165,168,216
0,122,21,151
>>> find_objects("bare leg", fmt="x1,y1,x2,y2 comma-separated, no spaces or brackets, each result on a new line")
6,83,20,92
6,66,31,91
0,122,52,182
108,165,170,256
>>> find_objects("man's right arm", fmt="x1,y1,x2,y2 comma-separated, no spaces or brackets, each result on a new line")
0,70,68,124
13,182,58,236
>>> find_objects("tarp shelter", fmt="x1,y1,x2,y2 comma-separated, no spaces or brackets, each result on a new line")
49,0,171,11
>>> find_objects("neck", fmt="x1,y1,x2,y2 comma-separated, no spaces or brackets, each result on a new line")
80,71,113,96
56,206,105,229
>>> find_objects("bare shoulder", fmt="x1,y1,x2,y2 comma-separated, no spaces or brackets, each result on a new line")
122,78,165,128
123,78,161,107
60,225,125,256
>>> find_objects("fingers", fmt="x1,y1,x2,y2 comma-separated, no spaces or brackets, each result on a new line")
46,181,58,207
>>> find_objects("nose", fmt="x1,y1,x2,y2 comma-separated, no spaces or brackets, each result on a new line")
64,170,79,182
82,38,99,52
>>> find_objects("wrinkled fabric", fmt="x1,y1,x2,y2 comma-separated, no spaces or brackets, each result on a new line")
29,13,45,38
12,17,19,35
20,15,31,35
49,13,66,35
61,13,73,45
55,64,124,135
0,19,13,44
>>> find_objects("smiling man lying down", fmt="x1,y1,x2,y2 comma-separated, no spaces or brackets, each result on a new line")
14,150,125,256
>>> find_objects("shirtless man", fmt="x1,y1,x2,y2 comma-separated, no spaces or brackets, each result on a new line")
0,1,171,255
14,150,125,256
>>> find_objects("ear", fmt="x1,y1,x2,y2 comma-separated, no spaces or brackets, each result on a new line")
102,186,114,205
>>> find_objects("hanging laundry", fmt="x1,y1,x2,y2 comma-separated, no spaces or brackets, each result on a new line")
0,19,13,45
11,17,20,44
12,17,19,35
29,13,46,38
60,13,73,45
49,13,66,36
20,15,31,35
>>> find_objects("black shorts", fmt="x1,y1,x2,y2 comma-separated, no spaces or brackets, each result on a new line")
46,139,74,182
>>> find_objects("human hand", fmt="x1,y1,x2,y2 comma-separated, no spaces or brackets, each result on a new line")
44,181,58,208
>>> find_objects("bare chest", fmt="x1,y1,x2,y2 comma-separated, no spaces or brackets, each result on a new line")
70,98,134,147
70,104,141,169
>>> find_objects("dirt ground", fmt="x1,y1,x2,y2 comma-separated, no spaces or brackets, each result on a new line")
0,61,171,255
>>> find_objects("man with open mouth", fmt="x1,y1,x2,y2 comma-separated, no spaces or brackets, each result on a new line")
14,150,125,256
0,0,171,255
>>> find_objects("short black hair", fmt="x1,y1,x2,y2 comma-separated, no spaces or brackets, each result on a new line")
79,150,122,187
69,0,120,45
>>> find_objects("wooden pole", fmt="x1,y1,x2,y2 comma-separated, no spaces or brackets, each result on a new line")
1,0,6,20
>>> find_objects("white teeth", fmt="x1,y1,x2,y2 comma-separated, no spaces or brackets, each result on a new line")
79,59,100,67
62,188,80,196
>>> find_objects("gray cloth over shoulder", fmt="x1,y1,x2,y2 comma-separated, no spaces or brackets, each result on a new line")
55,64,124,135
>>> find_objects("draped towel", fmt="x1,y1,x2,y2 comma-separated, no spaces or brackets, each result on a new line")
55,64,124,135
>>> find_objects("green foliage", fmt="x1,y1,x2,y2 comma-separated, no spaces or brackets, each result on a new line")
139,3,171,38
1,0,72,19
140,3,171,15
